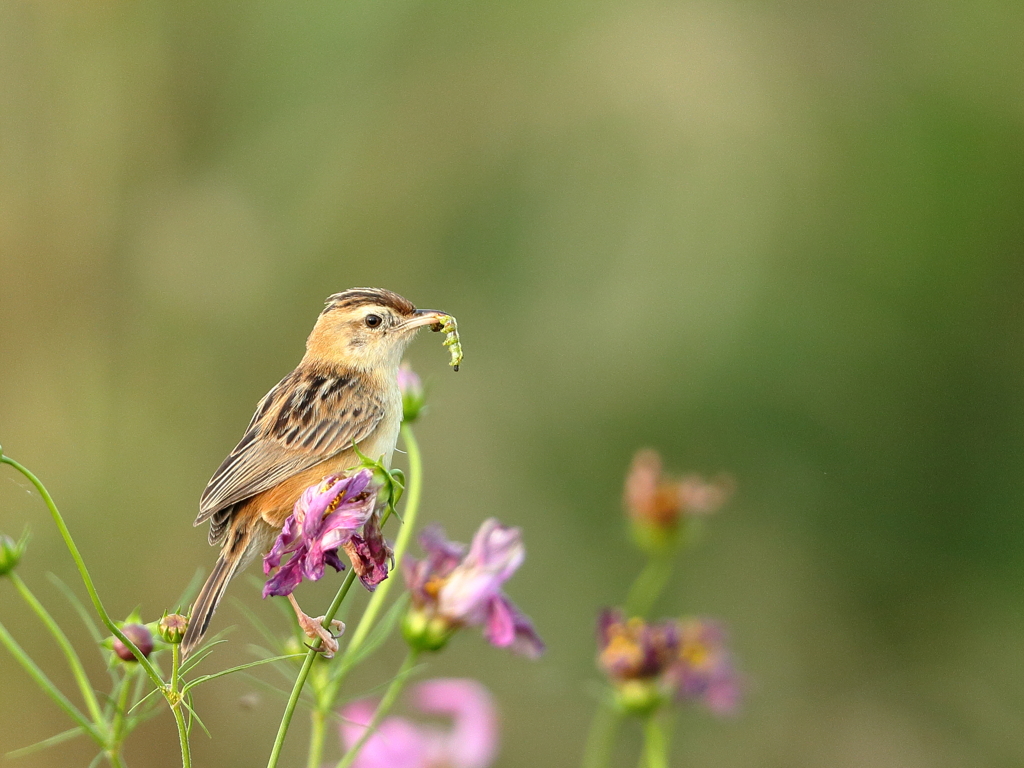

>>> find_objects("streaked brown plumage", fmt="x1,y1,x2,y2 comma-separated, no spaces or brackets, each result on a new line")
180,288,448,658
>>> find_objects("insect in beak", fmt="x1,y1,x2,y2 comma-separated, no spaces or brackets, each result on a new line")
404,309,462,370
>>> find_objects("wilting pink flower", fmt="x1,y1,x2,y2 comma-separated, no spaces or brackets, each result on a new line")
596,610,741,716
340,678,499,768
623,451,733,549
398,363,426,422
262,470,390,597
402,519,544,657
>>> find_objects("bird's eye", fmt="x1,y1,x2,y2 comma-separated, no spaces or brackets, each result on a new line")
364,314,383,328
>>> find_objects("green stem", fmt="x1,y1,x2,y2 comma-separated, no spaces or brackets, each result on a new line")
172,698,192,768
347,424,423,655
172,644,181,697
111,667,134,745
9,572,106,728
335,650,420,768
0,615,103,744
267,569,358,768
625,551,675,619
306,709,327,768
319,424,424,710
581,700,622,768
641,713,669,768
106,748,127,768
0,456,164,689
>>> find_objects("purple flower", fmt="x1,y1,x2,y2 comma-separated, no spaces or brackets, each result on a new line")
402,519,544,657
596,610,742,716
339,678,499,768
262,470,391,597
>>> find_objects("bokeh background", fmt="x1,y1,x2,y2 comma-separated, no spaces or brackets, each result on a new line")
2,1,1023,766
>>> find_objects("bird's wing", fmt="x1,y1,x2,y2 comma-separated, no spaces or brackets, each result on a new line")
194,368,385,525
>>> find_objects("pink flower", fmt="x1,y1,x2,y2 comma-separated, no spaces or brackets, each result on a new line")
262,470,390,597
402,520,544,657
339,678,499,768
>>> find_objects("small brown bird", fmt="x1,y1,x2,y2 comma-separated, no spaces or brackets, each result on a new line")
180,288,449,658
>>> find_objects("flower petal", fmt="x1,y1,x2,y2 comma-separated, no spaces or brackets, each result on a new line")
345,527,391,590
418,525,467,575
262,551,306,597
463,519,524,582
483,594,544,658
415,679,499,768
339,701,434,768
483,595,516,647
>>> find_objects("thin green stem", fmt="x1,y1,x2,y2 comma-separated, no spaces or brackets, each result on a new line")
112,668,134,742
9,572,106,728
346,424,422,660
304,423,423,767
172,644,181,697
171,698,192,768
625,551,675,619
267,569,358,768
641,713,669,768
319,424,424,709
0,615,103,744
335,650,420,768
581,700,622,768
105,748,127,768
0,456,163,688
306,709,327,768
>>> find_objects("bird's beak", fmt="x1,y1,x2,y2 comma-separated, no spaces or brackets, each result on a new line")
402,308,448,332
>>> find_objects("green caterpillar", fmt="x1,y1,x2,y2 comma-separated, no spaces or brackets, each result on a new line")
434,314,463,371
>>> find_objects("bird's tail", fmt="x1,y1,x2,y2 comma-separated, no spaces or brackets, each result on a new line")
181,552,243,659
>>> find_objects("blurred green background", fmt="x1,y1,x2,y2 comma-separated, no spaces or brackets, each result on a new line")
2,1,1023,766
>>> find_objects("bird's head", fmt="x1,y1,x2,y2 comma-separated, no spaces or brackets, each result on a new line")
304,288,447,373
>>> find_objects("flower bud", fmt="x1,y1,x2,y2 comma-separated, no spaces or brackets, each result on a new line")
0,531,28,577
397,363,425,422
158,613,188,644
614,679,668,717
282,635,306,658
401,609,455,653
113,623,154,662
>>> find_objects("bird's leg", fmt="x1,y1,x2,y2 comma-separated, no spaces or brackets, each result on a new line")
287,593,345,658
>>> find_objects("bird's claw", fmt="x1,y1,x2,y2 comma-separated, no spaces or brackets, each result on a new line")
297,614,345,659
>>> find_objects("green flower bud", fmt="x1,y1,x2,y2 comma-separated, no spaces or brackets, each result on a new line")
158,613,188,644
613,679,668,717
401,608,455,653
397,364,425,422
628,517,680,555
0,530,29,577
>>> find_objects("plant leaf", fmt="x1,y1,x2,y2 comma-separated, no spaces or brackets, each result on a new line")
181,653,305,694
6,726,86,759
45,573,103,646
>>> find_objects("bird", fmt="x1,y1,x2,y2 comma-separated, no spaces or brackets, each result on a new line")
180,288,450,659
